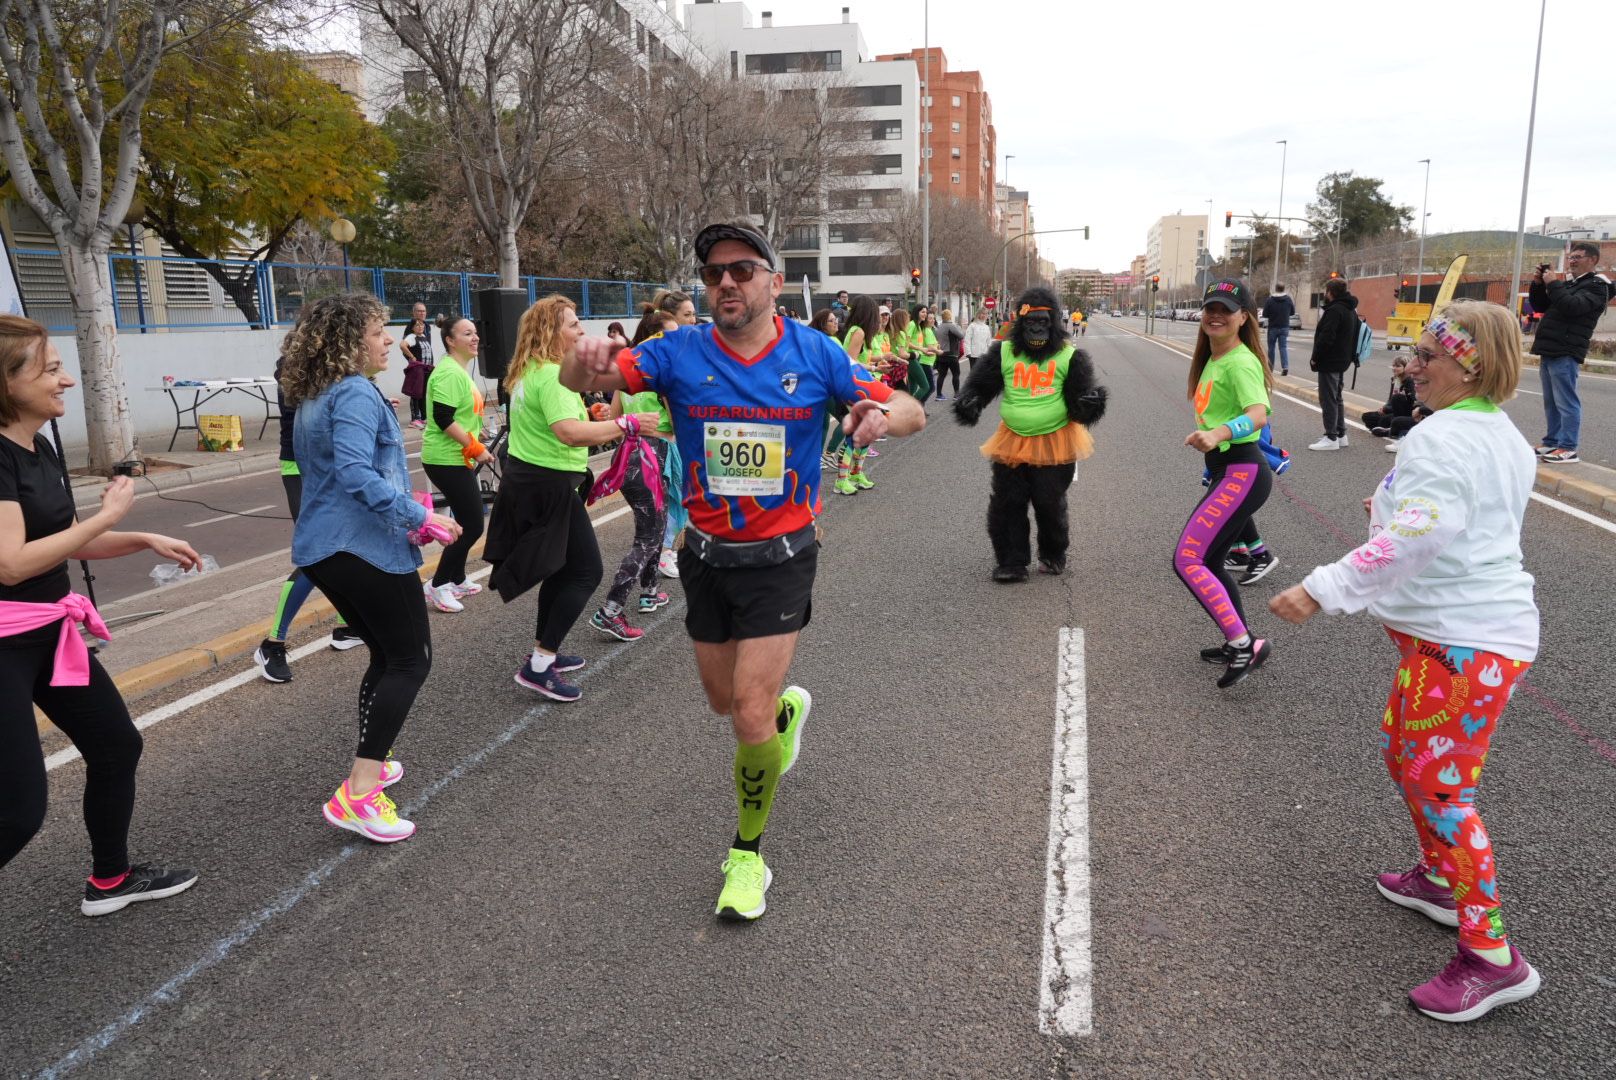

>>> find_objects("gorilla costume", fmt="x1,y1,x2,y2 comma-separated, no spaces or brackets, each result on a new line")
953,286,1107,582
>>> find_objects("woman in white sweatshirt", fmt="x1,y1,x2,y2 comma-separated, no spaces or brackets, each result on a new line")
1270,300,1541,1024
963,309,993,371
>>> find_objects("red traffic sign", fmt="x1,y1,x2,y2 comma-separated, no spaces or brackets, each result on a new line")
984,297,997,309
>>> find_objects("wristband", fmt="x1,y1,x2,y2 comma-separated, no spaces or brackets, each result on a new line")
461,438,486,465
1224,415,1256,440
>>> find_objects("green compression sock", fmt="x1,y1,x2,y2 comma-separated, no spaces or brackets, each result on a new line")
732,735,782,854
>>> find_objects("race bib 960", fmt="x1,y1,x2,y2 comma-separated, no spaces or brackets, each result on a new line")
703,422,785,496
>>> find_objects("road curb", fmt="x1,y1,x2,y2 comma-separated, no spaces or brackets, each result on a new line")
1127,327,1616,518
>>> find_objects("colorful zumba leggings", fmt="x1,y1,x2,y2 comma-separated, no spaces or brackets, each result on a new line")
1173,443,1271,641
1382,628,1529,951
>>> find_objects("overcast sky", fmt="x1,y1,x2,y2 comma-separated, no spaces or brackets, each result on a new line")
755,0,1612,273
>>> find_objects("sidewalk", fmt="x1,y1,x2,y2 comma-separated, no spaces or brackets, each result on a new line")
69,425,310,510
1137,329,1616,518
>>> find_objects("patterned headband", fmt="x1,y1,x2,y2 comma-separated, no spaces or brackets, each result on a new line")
1425,315,1479,370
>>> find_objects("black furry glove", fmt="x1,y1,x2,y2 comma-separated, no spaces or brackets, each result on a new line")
1069,386,1108,426
953,388,986,426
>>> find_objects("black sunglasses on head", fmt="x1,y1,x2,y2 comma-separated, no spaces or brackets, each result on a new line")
698,259,774,287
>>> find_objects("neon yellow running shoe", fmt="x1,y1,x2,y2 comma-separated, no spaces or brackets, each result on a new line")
715,848,772,921
777,685,812,775
850,472,874,490
833,477,857,496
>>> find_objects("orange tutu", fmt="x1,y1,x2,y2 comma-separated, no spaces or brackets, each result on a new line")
980,421,1093,466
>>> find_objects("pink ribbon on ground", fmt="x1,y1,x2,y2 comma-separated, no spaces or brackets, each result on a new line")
0,593,111,686
588,434,664,511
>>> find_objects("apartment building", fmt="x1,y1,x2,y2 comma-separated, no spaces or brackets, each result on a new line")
1146,213,1208,299
873,47,996,209
683,2,919,299
996,185,1043,292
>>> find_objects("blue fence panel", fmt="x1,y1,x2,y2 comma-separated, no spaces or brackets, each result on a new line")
268,262,378,325
532,277,585,312
376,269,465,322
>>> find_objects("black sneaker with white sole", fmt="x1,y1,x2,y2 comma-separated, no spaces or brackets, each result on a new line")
1217,638,1271,689
81,863,199,916
1238,552,1278,586
253,638,292,683
329,626,364,650
1223,550,1251,573
1200,642,1236,664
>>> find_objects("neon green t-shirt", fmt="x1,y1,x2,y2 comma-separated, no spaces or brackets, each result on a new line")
999,344,1073,437
420,358,485,466
1194,343,1270,451
509,361,587,472
910,325,938,365
622,390,672,435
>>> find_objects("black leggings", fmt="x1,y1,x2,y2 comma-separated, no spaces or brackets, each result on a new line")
0,643,141,878
933,355,962,395
423,462,486,587
1173,444,1272,641
409,396,426,422
301,552,432,761
604,457,665,609
537,493,604,651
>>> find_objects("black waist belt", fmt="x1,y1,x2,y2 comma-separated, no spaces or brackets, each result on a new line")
685,523,816,569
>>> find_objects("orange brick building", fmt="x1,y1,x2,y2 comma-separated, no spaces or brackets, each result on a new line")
874,47,996,210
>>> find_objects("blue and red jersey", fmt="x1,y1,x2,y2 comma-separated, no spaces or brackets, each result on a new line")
615,316,893,541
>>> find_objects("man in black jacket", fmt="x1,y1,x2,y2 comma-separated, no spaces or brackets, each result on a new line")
1261,284,1295,375
1529,241,1613,464
1308,278,1357,450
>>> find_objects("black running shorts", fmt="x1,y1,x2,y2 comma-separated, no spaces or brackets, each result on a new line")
678,543,817,643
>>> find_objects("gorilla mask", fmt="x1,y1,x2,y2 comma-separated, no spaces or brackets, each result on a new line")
1010,286,1066,360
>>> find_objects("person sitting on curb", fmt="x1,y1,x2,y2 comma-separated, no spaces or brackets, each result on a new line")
1363,356,1431,451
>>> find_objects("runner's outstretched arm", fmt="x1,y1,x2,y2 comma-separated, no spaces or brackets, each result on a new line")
560,337,630,395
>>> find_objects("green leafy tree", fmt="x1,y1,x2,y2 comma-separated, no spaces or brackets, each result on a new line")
1306,171,1413,255
137,28,393,326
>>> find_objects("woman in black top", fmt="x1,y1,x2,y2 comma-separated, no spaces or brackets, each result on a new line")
400,302,434,427
0,315,202,915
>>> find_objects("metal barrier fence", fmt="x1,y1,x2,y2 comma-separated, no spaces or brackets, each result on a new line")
14,248,707,333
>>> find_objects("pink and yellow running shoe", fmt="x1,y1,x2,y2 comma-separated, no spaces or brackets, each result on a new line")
322,780,415,843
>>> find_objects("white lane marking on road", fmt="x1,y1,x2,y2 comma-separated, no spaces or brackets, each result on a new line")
46,508,633,773
182,504,276,528
37,597,677,1080
1529,491,1616,536
1039,627,1093,1039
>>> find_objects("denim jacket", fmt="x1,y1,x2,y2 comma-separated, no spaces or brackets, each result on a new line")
291,375,427,574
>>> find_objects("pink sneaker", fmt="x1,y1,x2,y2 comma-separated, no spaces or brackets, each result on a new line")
322,781,415,843
1376,864,1458,926
1409,942,1541,1022
378,757,403,789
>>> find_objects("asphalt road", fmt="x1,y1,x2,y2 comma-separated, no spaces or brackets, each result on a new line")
5,320,1615,1078
1115,312,1616,469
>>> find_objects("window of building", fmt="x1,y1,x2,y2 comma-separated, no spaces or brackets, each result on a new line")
837,154,904,176
829,222,880,244
950,146,961,158
872,119,902,140
783,225,819,251
951,94,962,107
401,69,429,96
829,255,901,276
829,189,899,211
784,257,821,283
746,50,842,75
950,121,960,134
636,22,644,52
730,50,738,80
950,173,961,184
830,85,902,108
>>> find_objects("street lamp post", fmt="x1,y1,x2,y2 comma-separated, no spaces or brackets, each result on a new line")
1509,0,1547,318
121,197,148,334
1416,159,1431,305
1271,139,1287,295
330,217,357,291
921,1,931,306
1001,153,1015,306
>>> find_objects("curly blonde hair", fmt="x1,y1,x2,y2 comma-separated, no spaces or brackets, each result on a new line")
278,294,387,404
504,294,577,394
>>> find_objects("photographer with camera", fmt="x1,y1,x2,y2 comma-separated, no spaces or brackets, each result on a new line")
1528,242,1613,464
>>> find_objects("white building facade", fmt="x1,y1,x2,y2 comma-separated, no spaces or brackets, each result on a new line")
682,2,919,301
1146,213,1209,303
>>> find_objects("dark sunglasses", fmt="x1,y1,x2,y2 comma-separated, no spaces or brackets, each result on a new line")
698,259,774,287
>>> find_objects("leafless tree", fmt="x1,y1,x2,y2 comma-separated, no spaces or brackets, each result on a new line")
363,0,613,287
875,190,1000,296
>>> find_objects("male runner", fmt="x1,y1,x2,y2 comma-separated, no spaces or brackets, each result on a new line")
563,223,925,919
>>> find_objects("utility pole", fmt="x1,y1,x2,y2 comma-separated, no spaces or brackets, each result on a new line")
920,4,931,307
1417,158,1431,304
1509,0,1547,319
1272,139,1287,295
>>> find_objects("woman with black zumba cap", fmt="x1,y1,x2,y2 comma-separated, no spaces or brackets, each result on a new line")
1175,278,1275,688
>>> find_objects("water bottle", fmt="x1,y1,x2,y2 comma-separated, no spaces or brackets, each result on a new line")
149,554,219,586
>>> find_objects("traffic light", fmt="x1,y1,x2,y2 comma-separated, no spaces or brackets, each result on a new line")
1225,211,1233,228
1328,271,1340,280
1400,278,1411,287
1150,275,1160,292
910,267,922,288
